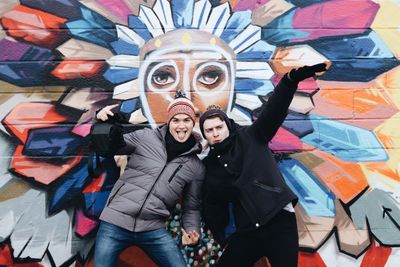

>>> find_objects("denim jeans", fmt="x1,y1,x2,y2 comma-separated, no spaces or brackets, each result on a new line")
94,221,187,267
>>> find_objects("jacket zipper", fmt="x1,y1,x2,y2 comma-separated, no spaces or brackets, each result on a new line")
168,164,183,183
253,180,282,193
133,164,167,231
106,182,125,206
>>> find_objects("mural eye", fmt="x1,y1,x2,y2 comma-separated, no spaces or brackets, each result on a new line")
198,70,221,85
152,71,175,85
195,63,226,91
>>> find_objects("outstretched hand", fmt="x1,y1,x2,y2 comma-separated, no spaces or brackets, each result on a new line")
181,228,200,246
288,62,330,83
96,104,119,121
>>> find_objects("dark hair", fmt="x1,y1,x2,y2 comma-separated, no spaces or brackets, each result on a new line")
199,105,232,138
204,113,226,123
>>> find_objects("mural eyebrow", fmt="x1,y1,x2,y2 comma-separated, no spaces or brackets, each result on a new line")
192,52,223,59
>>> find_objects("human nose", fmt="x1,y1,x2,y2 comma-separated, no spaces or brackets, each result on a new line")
177,120,186,128
212,129,219,137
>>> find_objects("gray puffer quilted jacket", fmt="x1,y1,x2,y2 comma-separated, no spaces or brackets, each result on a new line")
99,125,205,233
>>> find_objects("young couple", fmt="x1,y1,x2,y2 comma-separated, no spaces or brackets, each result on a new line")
94,63,328,267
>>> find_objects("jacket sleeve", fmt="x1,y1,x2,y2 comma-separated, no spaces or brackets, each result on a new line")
181,161,205,234
93,110,140,156
249,75,298,142
114,131,140,155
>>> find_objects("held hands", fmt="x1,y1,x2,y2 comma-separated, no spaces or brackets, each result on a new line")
287,62,330,83
181,228,200,246
96,104,119,121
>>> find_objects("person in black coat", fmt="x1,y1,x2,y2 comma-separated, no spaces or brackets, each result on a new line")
199,63,328,267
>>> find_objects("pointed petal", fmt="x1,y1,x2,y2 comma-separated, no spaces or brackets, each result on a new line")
107,55,140,68
235,78,274,95
236,61,274,79
95,0,132,23
120,98,139,113
129,108,148,124
127,15,152,41
227,106,251,125
153,0,175,32
336,201,370,257
308,31,400,81
191,0,212,29
280,158,336,217
171,0,194,28
0,212,14,242
220,10,251,43
57,39,113,59
111,39,140,55
139,5,164,38
116,24,145,47
113,79,140,99
204,2,231,37
67,7,117,48
302,115,389,162
237,40,275,61
235,93,262,110
103,66,139,84
229,24,261,54
296,205,335,249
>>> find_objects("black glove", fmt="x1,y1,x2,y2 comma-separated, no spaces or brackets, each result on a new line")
287,63,327,84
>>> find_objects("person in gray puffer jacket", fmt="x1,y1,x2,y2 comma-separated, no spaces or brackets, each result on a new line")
94,96,205,267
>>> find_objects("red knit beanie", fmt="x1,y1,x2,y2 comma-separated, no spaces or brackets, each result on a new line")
167,97,196,124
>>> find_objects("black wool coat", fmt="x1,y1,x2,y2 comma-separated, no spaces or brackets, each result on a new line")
202,75,299,244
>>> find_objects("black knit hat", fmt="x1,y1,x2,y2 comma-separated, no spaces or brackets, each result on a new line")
199,105,232,138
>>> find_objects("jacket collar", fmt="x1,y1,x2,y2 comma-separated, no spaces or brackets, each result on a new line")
156,125,203,156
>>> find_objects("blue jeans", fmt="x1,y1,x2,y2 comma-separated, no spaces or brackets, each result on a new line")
94,221,187,267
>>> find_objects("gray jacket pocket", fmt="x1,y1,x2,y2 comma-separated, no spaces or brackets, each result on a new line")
168,164,183,183
107,182,125,206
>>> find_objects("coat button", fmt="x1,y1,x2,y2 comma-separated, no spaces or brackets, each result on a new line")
255,223,260,227
217,155,221,158
224,163,228,167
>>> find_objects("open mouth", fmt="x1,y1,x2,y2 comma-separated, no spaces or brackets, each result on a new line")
176,131,187,139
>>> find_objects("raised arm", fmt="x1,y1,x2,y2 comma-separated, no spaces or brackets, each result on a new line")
94,104,137,155
250,63,328,142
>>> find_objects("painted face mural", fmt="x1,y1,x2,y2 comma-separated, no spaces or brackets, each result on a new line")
1,0,400,266
138,30,235,123
138,29,235,124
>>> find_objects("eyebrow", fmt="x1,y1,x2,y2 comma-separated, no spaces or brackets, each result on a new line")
205,122,224,130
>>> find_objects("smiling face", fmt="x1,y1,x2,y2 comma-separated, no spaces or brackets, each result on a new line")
168,113,195,143
138,29,236,125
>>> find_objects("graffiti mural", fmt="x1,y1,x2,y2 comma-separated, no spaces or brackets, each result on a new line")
0,0,400,266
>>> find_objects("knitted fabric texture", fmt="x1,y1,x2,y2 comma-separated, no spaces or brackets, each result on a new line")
167,97,196,124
